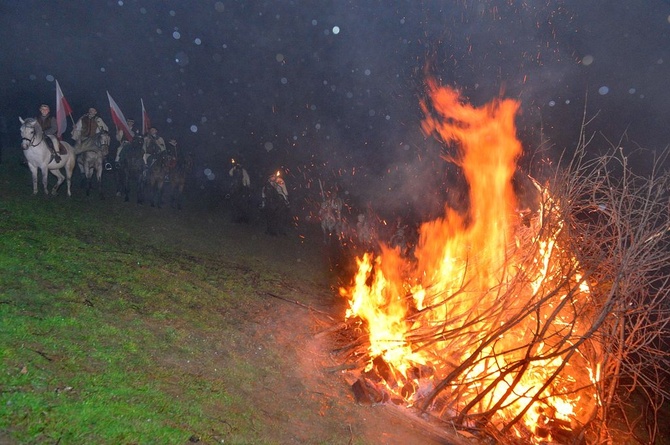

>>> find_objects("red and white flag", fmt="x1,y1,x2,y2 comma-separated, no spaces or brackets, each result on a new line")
55,80,73,139
107,91,133,142
141,98,151,136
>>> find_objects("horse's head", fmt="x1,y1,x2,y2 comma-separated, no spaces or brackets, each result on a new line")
131,135,145,151
96,130,110,146
19,117,40,150
96,130,111,156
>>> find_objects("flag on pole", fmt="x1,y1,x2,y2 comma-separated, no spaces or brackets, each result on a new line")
107,91,133,142
141,98,151,136
55,80,73,139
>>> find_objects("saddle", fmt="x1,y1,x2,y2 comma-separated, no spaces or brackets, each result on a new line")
46,135,66,154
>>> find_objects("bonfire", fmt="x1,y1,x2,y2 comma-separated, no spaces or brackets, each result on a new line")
337,80,670,444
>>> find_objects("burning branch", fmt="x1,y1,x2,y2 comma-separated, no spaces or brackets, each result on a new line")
551,135,670,444
337,82,670,444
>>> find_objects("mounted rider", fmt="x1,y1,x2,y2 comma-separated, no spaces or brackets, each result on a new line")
114,118,139,165
229,158,251,189
166,138,178,163
73,107,109,145
36,104,60,162
319,187,344,243
142,127,166,166
228,158,252,223
262,172,289,207
71,107,108,163
261,171,290,235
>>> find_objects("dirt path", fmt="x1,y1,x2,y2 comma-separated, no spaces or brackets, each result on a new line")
99,192,454,444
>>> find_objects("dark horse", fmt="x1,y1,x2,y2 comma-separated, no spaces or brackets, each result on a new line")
145,150,172,208
261,176,291,235
162,151,194,209
116,136,146,203
145,150,194,209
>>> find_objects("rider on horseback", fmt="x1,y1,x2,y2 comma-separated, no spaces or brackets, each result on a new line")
261,171,290,235
228,158,252,223
114,118,139,167
74,108,108,144
142,127,166,167
36,104,60,163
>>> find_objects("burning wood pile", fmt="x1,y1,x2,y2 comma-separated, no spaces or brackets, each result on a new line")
335,81,670,444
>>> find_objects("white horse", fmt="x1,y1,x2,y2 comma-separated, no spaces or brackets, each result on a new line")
19,117,89,196
76,130,111,198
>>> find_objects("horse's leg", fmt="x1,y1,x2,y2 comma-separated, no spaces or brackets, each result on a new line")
40,164,51,195
78,156,86,188
136,173,144,204
64,155,75,197
170,181,181,209
119,169,130,202
115,169,123,197
85,169,93,196
176,182,184,210
152,180,163,208
150,180,156,207
124,173,131,202
50,169,65,196
28,164,40,195
156,182,163,208
65,166,73,197
97,166,105,200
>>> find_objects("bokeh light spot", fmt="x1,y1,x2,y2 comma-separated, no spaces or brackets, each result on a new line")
175,51,189,66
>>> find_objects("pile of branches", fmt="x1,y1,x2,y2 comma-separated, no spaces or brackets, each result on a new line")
546,130,670,443
337,127,670,444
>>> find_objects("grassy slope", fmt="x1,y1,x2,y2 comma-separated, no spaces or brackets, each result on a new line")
0,152,351,445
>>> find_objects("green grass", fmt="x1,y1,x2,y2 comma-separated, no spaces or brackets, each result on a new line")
0,169,273,444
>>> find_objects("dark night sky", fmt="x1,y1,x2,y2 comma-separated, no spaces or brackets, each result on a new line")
2,0,670,220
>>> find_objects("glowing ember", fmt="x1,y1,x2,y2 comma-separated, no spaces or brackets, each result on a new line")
340,81,602,442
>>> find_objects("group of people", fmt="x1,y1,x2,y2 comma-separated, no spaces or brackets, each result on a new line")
227,159,292,235
33,104,403,249
223,155,412,254
34,104,179,169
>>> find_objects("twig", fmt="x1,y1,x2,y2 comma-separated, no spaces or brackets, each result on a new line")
315,321,348,338
28,348,53,362
264,292,335,320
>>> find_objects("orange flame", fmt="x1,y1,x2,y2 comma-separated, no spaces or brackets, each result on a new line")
341,82,601,441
